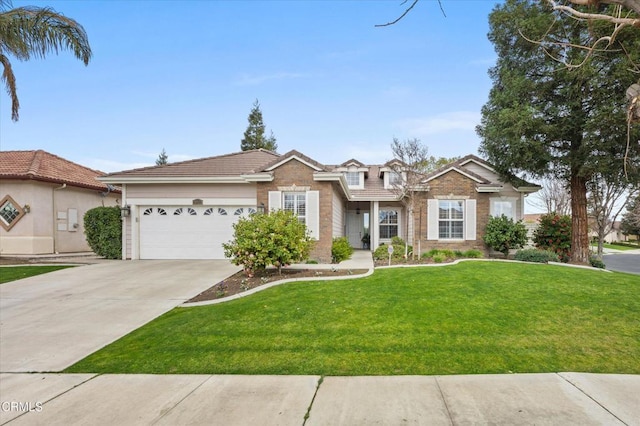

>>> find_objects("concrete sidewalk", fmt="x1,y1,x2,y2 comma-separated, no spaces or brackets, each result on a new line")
1,372,638,425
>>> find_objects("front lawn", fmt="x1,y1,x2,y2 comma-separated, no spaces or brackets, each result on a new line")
65,262,640,376
0,265,75,284
592,242,638,252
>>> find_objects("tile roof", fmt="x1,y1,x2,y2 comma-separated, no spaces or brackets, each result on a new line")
103,149,280,179
259,150,331,172
0,150,118,192
349,165,399,200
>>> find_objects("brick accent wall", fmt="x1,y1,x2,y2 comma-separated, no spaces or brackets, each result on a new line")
414,171,490,255
256,159,335,262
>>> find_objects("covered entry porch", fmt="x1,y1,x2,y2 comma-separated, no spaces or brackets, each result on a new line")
344,201,406,251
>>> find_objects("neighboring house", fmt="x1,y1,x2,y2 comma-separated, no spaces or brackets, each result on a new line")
588,218,629,243
100,149,539,262
0,150,120,255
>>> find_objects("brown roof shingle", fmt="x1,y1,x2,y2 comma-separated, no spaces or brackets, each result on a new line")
103,149,280,179
0,150,117,192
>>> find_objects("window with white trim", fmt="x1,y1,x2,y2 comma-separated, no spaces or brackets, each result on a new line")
438,200,464,239
379,209,399,239
490,199,516,220
388,171,403,186
283,192,306,224
344,172,360,187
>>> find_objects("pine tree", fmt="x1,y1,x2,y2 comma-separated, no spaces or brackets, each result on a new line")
241,99,277,151
155,148,168,166
477,0,640,264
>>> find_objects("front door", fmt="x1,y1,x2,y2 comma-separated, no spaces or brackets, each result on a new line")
346,211,366,248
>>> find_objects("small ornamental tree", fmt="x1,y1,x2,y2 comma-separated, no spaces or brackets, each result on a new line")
533,213,572,263
483,215,528,257
223,210,313,277
83,206,122,259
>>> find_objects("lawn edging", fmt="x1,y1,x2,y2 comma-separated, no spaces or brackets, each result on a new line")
181,257,610,308
377,257,612,273
181,268,375,307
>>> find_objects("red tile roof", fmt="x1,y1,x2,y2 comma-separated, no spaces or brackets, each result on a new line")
0,150,118,192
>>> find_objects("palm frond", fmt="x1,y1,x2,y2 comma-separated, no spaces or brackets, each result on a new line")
0,6,92,64
0,52,19,121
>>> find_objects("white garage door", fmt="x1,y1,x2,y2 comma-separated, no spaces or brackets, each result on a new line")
139,206,255,259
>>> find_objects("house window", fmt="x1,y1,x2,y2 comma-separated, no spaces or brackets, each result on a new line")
438,200,464,239
283,192,306,224
379,209,399,239
0,195,25,231
491,199,516,220
344,172,360,187
388,171,403,186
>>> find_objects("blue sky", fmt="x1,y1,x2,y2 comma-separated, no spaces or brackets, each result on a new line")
1,0,499,173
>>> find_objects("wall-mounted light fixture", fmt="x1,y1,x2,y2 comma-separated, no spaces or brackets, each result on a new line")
23,204,31,213
257,202,265,214
121,205,131,218
356,207,361,215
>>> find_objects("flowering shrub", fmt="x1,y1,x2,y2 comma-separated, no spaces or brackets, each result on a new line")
222,210,313,277
533,213,572,262
483,215,528,257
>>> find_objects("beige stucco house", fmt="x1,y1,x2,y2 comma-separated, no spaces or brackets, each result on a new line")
100,149,539,262
0,150,120,255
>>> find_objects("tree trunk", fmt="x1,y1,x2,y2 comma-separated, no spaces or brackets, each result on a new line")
570,174,590,264
596,235,604,260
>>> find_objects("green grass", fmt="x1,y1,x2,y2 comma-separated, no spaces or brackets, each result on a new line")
65,262,640,376
0,265,75,284
591,242,638,251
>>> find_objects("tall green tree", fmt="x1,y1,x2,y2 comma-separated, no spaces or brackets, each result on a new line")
477,0,640,264
240,99,277,152
155,148,168,166
0,0,92,121
621,194,640,241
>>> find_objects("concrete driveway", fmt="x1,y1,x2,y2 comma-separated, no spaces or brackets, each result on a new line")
0,260,239,372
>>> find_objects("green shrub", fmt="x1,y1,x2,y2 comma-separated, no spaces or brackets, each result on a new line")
223,210,313,277
589,256,606,269
331,237,353,263
483,215,528,257
432,254,446,263
83,206,122,259
373,240,412,261
514,248,560,263
533,213,572,262
462,249,484,258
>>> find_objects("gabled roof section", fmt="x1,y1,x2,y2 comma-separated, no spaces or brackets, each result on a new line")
261,150,329,172
0,150,118,192
456,154,497,173
339,158,365,168
422,165,490,185
101,149,280,182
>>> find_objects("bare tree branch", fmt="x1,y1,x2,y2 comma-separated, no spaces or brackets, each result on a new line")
375,0,445,28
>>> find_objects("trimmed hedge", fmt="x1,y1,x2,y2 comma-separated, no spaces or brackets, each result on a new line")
514,248,559,263
84,206,122,259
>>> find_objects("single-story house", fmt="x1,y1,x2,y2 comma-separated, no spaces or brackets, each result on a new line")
0,150,120,255
100,149,539,262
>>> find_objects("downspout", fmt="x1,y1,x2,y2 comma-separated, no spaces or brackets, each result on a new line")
52,183,67,254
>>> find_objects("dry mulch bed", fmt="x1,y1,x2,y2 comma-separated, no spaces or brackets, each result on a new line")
187,267,369,303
